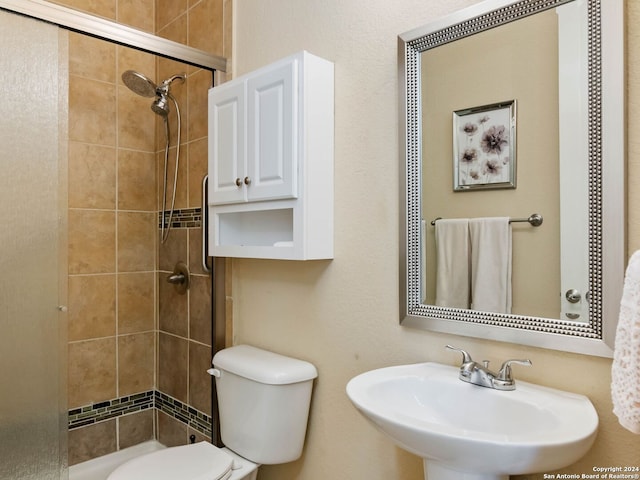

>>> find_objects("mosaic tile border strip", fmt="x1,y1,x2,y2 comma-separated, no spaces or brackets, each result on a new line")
68,391,154,430
155,390,213,438
68,389,212,438
158,207,202,229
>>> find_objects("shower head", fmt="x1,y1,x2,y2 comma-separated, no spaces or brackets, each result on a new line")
151,73,186,117
121,70,157,98
152,94,170,117
122,70,186,116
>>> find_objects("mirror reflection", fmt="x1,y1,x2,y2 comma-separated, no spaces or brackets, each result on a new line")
421,1,588,321
399,0,625,357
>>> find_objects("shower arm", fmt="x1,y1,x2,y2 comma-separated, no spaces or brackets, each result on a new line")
164,74,186,85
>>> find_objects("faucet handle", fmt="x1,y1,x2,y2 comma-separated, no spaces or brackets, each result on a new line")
445,345,473,364
497,359,532,381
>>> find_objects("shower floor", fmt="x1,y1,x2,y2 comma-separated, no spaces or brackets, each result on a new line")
68,440,165,480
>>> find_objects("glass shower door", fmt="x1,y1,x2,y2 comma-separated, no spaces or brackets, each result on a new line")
0,9,68,480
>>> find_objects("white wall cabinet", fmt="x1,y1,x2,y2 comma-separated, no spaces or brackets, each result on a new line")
208,51,334,260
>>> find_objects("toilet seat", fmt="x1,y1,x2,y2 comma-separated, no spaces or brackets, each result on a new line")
107,441,234,480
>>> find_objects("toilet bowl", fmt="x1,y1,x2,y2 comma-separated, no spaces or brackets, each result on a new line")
107,345,317,480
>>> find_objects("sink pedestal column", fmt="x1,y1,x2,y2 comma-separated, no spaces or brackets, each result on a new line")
424,460,508,480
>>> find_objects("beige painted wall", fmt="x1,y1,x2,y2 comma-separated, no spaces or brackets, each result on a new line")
232,1,640,479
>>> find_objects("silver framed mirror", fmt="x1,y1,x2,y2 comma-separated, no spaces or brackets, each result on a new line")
399,0,625,357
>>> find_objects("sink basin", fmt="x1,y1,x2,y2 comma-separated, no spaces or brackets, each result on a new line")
346,362,598,480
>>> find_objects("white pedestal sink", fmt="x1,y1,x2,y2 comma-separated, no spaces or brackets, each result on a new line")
346,362,598,480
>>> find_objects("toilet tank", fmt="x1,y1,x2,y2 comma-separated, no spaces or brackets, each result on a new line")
212,345,318,465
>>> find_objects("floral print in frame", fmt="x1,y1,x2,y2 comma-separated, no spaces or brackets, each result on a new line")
452,100,516,191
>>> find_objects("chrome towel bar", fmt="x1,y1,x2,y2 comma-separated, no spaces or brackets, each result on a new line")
430,213,543,227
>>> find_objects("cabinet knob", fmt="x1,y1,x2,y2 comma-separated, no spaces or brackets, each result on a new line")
244,176,251,185
235,178,242,187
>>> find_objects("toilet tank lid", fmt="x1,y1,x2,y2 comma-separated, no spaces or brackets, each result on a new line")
213,345,318,385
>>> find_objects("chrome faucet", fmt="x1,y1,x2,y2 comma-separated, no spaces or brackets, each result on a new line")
445,345,531,391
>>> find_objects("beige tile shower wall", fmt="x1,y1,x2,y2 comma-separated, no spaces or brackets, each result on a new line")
48,0,156,34
153,0,228,446
67,28,157,462
69,30,156,408
62,0,151,432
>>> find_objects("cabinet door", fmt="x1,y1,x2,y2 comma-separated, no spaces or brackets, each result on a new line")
246,58,298,201
209,81,247,205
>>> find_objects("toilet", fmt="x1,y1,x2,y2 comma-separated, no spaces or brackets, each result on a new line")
107,345,318,480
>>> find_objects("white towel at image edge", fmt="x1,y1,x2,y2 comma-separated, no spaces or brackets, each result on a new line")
435,218,470,309
611,250,640,434
469,217,512,314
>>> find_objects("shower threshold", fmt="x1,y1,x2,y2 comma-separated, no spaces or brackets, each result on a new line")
68,440,165,480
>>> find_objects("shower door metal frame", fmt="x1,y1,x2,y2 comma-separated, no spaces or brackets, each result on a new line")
0,0,227,73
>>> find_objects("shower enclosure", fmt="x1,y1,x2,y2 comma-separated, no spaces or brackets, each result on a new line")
0,1,228,477
0,10,68,479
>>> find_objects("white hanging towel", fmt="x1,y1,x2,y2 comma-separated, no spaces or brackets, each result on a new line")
469,217,512,313
612,250,640,434
434,218,470,309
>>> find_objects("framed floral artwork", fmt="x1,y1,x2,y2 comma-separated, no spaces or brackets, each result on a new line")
452,100,516,191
